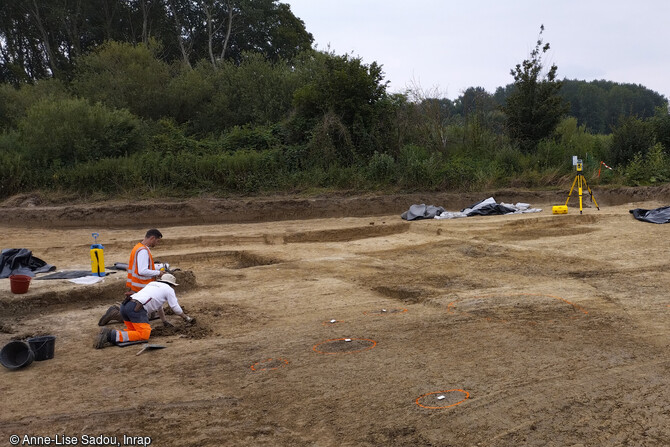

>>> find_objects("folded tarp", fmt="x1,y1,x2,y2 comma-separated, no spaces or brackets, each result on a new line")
401,204,446,221
0,248,56,278
435,197,542,220
629,206,670,224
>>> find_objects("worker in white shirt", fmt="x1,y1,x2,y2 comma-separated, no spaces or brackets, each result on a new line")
95,273,194,348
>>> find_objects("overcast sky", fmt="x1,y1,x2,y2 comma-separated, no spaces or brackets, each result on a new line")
283,0,670,101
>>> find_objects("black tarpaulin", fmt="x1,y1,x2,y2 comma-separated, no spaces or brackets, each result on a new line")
629,206,670,224
461,198,517,216
0,248,56,278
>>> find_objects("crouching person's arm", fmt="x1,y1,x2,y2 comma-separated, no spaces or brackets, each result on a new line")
158,307,174,327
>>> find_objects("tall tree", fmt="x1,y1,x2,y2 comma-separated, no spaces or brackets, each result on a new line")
201,0,312,64
166,0,196,68
292,51,388,162
503,25,569,152
0,0,312,83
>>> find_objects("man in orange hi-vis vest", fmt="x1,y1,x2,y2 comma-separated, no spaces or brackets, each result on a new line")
97,229,167,326
127,228,164,292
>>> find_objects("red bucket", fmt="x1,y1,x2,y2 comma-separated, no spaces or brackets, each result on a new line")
9,275,31,294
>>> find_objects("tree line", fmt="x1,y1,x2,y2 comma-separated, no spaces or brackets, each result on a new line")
436,80,666,137
0,0,312,83
0,10,669,199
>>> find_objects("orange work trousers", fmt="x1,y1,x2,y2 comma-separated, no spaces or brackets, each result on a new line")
116,321,152,343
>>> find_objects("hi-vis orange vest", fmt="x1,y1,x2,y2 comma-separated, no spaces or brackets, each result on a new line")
126,242,155,292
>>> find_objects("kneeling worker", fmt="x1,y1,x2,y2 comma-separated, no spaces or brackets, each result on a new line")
95,273,193,349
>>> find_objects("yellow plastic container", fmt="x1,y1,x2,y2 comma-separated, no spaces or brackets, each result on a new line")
90,246,105,276
552,205,568,214
90,233,106,276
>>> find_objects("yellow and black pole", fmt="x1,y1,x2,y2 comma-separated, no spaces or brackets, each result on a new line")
565,158,599,214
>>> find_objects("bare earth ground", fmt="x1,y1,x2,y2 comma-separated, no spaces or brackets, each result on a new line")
1,188,669,447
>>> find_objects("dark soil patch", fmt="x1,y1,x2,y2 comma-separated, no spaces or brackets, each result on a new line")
372,286,426,304
150,321,212,339
284,222,408,243
162,251,280,269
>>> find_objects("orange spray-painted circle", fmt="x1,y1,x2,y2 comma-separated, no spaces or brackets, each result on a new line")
250,357,289,372
415,389,470,409
312,338,377,355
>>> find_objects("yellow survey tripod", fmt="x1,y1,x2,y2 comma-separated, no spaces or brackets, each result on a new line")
565,158,599,214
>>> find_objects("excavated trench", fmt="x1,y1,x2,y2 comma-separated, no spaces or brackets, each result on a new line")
0,270,197,317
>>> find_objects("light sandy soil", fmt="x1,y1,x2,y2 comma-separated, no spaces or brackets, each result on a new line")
1,189,669,446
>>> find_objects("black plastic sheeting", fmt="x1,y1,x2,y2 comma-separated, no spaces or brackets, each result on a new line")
463,199,517,216
34,270,95,280
35,270,119,280
629,206,670,224
0,248,55,278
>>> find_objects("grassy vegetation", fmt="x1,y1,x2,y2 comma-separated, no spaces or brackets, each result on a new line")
0,43,668,202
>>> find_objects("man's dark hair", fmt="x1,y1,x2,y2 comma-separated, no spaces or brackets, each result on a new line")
145,229,163,239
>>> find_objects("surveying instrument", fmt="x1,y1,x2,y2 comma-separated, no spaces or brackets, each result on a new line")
565,156,599,214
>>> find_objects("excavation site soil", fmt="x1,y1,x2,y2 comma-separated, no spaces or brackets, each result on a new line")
1,187,669,446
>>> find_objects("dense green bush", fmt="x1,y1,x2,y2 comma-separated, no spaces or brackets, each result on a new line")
72,41,171,120
146,119,203,154
396,144,447,189
493,145,526,177
650,107,670,151
18,98,145,167
610,115,655,165
292,51,389,159
217,125,281,152
625,143,670,185
0,132,31,195
366,151,396,183
52,149,283,195
0,79,70,131
440,156,482,190
176,54,303,135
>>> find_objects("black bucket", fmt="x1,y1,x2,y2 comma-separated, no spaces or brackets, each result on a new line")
27,335,56,361
0,340,35,370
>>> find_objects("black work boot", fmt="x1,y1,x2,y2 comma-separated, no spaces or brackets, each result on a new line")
94,328,116,349
98,305,122,326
